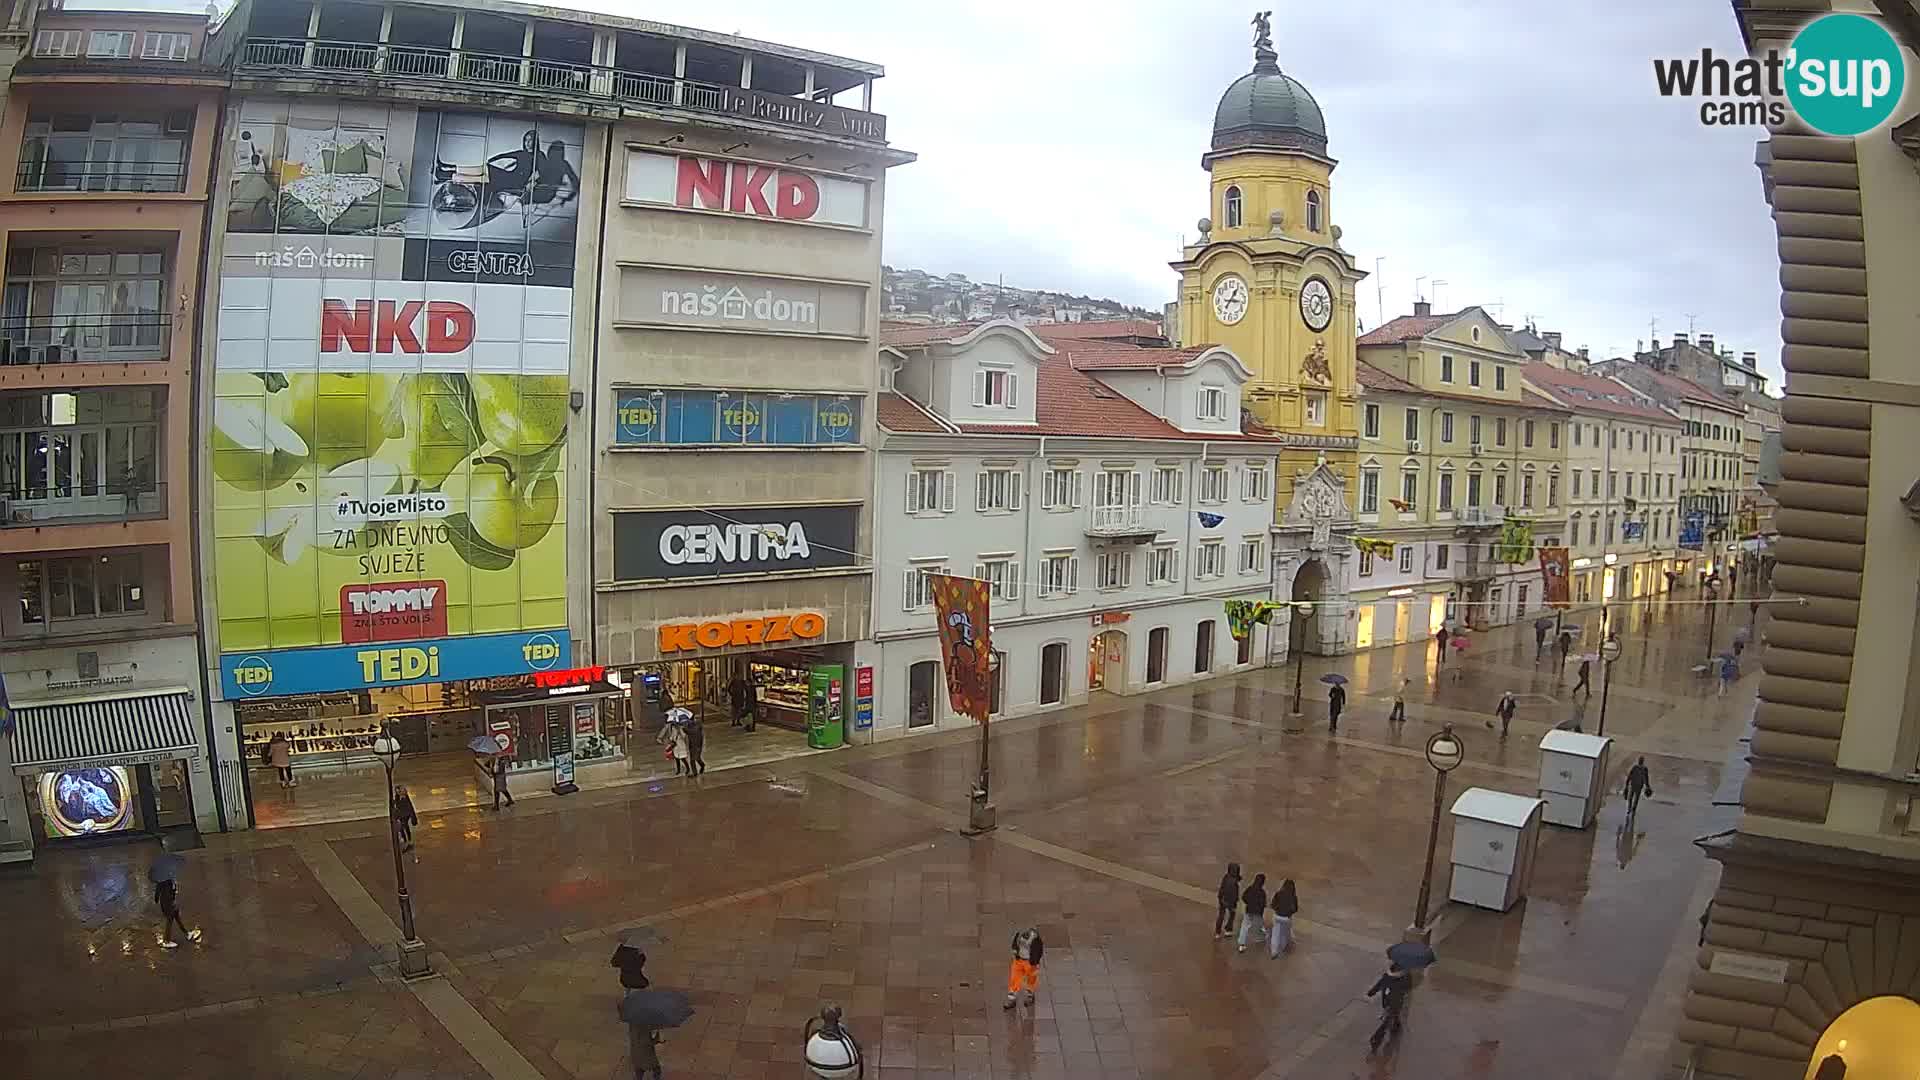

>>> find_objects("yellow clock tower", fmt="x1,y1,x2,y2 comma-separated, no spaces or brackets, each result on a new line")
1172,13,1365,509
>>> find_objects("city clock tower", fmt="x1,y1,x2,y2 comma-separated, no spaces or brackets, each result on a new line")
1172,13,1366,505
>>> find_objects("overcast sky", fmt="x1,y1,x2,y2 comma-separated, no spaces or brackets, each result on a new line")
97,0,1785,380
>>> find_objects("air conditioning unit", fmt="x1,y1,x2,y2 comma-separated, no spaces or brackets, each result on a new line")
1406,439,1422,452
1469,442,1484,456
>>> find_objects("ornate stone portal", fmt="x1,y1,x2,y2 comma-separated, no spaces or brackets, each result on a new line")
1273,454,1355,656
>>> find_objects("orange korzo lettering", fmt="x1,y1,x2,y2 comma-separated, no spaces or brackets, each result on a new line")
765,616,792,643
658,623,697,653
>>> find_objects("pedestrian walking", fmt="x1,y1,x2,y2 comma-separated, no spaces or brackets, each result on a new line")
610,930,650,990
659,715,691,776
1494,690,1518,740
154,876,199,948
268,732,294,787
392,784,418,860
1718,654,1738,697
1388,679,1408,725
1004,926,1044,1009
1624,756,1653,817
1572,657,1593,698
1534,621,1549,661
1267,878,1299,958
728,674,751,728
1213,861,1242,939
1236,873,1268,953
491,754,515,810
1556,629,1574,674
1327,682,1346,733
622,1005,663,1080
685,715,707,776
1365,962,1412,1055
1434,625,1450,669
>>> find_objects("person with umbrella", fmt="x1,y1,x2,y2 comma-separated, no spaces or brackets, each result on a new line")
149,854,199,948
1624,756,1654,818
1533,618,1552,661
1448,631,1470,682
1732,624,1752,658
491,750,515,810
1323,674,1347,733
658,708,692,776
1571,654,1594,698
1366,959,1414,1055
1717,652,1739,697
1555,627,1575,677
618,988,692,1080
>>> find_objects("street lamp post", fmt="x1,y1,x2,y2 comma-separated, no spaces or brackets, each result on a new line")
1408,723,1464,944
1596,636,1624,737
372,735,432,979
966,653,1001,835
1287,601,1315,727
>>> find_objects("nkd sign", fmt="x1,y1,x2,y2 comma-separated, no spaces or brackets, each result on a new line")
617,267,866,338
624,150,870,229
612,503,859,581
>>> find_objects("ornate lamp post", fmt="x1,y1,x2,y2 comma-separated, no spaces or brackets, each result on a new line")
372,735,431,979
965,652,1001,835
1596,636,1624,737
1407,723,1464,944
1287,600,1316,722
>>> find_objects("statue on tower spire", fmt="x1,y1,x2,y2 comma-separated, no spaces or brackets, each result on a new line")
1250,10,1280,73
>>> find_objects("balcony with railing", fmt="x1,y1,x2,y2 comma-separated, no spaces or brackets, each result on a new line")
1085,503,1160,543
15,163,189,195
233,7,888,144
1,480,167,528
0,313,172,365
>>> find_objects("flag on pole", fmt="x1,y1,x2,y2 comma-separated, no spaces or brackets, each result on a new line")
930,574,993,725
0,668,12,735
1538,546,1572,609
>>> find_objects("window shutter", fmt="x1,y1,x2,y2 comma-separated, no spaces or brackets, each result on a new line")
1006,372,1019,408
1010,471,1023,510
1007,562,1021,600
1071,471,1083,508
1170,546,1181,582
973,368,988,406
1129,470,1142,507
905,471,922,514
973,562,988,593
1068,556,1080,594
902,568,917,611
976,470,990,511
941,470,956,512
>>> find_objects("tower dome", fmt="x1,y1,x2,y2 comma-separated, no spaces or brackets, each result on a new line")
1210,14,1327,158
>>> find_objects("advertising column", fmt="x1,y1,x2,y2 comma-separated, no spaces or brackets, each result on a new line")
207,99,586,813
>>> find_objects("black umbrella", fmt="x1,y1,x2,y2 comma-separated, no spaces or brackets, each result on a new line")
147,852,184,884
1318,673,1348,686
1533,617,1556,631
1386,941,1437,970
619,988,694,1028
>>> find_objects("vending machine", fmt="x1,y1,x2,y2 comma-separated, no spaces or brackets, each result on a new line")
806,664,845,749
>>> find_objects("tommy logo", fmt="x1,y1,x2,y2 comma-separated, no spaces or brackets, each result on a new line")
339,580,450,643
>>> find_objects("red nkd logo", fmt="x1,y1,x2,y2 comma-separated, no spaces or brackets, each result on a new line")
321,300,475,354
674,157,821,221
339,580,450,643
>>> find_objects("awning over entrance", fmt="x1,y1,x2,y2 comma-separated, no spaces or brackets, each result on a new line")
7,688,201,774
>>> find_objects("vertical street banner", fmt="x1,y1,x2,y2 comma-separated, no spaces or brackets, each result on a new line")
213,99,583,697
1496,516,1534,563
1538,546,1572,609
929,574,993,725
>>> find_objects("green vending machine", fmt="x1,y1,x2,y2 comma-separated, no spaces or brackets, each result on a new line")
807,664,845,749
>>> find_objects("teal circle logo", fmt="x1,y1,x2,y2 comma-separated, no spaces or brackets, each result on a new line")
1786,13,1906,136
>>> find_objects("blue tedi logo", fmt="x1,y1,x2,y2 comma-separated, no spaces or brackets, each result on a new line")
1653,13,1906,135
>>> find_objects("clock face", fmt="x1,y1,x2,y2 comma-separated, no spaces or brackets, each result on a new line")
1300,276,1334,332
1212,275,1249,326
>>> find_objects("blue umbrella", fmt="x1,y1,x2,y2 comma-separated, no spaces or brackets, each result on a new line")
148,852,183,884
1318,673,1348,686
1386,940,1437,970
620,988,695,1028
468,735,504,754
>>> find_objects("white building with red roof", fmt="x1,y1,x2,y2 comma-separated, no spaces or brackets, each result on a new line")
865,319,1322,733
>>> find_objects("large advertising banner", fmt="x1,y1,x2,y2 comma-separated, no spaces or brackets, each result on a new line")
211,98,582,694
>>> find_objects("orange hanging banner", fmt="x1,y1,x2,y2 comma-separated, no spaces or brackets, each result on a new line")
930,574,993,725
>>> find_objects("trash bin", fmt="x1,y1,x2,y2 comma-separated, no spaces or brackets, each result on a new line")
1448,787,1545,912
1537,730,1613,829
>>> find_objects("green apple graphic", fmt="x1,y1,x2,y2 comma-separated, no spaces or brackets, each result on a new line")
254,460,406,565
211,397,309,491
406,373,486,489
274,373,404,471
471,374,570,457
440,451,561,569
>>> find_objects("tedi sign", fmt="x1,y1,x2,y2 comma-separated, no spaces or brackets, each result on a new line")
624,150,870,229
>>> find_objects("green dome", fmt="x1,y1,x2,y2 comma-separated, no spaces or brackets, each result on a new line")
1210,35,1327,157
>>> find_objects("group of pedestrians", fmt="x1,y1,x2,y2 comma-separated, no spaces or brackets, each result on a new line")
1214,863,1300,958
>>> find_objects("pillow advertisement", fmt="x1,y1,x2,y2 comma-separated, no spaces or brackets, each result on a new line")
213,99,581,699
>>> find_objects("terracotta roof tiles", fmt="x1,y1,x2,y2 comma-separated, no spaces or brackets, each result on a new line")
1521,364,1676,423
1028,319,1166,343
875,391,951,433
1356,311,1459,346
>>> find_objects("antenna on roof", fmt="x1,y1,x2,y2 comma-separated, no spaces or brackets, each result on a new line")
1374,257,1385,328
1684,312,1699,336
1431,280,1448,310
1414,275,1427,302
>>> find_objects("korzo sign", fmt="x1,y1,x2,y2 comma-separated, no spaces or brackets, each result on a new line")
612,504,859,581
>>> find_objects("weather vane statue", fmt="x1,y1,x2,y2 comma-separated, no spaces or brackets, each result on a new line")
1250,10,1279,71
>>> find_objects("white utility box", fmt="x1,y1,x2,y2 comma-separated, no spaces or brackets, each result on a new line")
1448,787,1544,912
1536,730,1614,829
